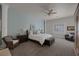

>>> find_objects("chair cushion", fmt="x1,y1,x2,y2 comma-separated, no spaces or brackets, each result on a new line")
13,40,19,45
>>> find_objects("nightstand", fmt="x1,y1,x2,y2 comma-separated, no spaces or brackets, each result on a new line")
17,35,28,43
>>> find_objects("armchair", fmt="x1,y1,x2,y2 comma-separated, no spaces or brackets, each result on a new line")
65,33,75,42
3,36,19,49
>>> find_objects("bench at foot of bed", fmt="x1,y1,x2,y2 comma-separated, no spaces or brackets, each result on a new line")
43,38,55,46
29,38,55,46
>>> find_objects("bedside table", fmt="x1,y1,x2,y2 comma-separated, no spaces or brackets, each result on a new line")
17,35,28,43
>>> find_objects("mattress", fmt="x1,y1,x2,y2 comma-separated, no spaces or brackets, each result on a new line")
29,33,53,45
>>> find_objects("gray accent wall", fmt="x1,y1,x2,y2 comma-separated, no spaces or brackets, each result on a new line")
7,7,44,36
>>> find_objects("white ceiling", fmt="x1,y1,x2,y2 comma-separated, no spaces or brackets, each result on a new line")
7,3,78,20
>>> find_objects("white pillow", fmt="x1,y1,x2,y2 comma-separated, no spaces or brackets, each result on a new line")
30,31,33,35
37,30,41,34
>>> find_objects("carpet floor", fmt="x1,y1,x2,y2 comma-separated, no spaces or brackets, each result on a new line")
10,38,75,56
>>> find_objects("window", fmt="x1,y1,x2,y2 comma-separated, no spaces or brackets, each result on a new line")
54,24,64,32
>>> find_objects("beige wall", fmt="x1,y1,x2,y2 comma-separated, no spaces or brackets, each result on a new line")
46,16,75,39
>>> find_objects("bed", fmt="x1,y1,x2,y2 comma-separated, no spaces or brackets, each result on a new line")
28,31,55,46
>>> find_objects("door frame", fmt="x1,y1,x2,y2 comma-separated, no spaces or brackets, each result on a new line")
0,4,2,38
74,3,79,55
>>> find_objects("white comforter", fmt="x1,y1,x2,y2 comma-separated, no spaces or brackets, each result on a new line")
29,33,53,45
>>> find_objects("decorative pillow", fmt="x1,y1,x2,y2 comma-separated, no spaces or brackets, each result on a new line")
37,30,41,34
29,31,33,35
4,36,13,41
33,30,37,34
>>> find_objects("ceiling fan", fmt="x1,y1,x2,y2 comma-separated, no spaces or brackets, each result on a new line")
44,9,56,16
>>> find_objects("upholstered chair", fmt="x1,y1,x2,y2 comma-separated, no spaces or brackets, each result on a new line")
3,36,19,49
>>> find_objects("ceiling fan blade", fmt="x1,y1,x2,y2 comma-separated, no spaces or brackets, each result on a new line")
43,11,49,15
43,11,48,14
51,12,56,14
44,9,53,13
50,9,53,12
42,8,56,16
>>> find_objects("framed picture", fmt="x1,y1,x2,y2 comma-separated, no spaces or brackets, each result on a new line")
67,26,75,31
